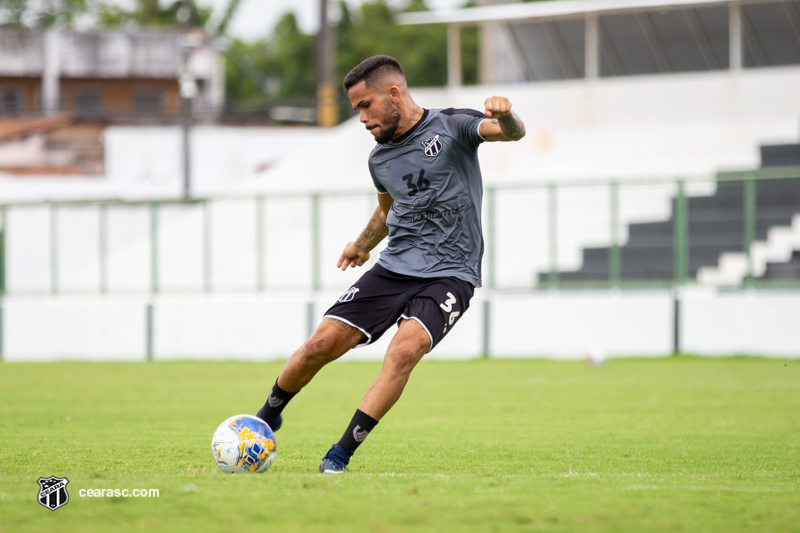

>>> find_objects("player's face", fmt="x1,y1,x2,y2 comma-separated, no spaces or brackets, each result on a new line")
348,82,401,144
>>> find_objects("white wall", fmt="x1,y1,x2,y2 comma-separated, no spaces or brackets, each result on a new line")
489,291,674,358
3,290,798,361
3,297,147,361
681,290,800,357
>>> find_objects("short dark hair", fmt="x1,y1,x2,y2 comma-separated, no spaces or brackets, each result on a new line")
343,55,406,92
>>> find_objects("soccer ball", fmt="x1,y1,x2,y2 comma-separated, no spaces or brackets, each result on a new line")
585,345,607,367
211,414,277,473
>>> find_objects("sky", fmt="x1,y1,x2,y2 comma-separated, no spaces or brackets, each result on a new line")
197,0,467,40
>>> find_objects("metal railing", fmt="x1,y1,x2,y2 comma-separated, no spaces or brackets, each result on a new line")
1,166,799,297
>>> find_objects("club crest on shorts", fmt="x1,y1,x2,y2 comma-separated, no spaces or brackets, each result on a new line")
37,476,70,511
338,286,359,303
422,135,443,157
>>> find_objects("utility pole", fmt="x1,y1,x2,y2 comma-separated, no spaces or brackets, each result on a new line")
179,0,199,199
316,0,338,127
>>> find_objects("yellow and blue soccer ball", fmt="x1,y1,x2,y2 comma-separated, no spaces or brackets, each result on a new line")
211,414,277,473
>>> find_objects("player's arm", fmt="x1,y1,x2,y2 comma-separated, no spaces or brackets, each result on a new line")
337,193,394,270
479,96,526,142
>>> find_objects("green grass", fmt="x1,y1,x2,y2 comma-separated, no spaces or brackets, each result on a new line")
1,357,798,533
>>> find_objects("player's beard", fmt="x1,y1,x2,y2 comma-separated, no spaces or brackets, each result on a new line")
373,100,401,144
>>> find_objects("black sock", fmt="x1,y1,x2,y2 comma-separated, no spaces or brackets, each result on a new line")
256,379,297,422
336,409,379,455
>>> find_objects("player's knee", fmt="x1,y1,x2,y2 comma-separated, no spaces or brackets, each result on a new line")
385,342,426,377
298,326,360,367
298,333,338,366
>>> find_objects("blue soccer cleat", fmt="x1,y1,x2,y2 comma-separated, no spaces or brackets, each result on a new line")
319,444,350,474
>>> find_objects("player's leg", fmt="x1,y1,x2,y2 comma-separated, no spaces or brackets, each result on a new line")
359,318,431,419
258,264,405,434
320,276,474,473
319,318,430,473
278,318,365,391
256,318,364,429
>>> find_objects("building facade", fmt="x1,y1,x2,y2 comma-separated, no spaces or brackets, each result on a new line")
0,29,224,122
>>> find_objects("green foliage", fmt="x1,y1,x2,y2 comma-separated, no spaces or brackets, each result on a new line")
223,12,316,109
224,0,480,118
0,357,798,532
0,0,93,29
223,37,272,106
0,0,213,30
336,0,447,89
266,12,316,99
461,24,479,85
96,0,211,30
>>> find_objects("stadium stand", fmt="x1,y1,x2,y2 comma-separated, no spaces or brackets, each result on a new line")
538,138,800,284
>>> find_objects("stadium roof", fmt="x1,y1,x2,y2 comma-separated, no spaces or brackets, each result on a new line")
398,0,778,25
398,0,800,85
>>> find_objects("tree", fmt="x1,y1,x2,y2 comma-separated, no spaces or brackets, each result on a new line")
265,12,316,100
0,0,213,31
96,0,211,30
222,12,317,115
221,0,480,121
336,0,449,88
0,0,94,29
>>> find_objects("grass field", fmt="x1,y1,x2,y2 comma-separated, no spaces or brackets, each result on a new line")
1,357,798,533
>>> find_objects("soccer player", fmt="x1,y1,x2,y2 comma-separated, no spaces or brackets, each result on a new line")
256,55,526,473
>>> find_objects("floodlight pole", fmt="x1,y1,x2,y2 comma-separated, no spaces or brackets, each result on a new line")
180,68,194,200
316,0,338,127
179,33,201,200
179,1,199,200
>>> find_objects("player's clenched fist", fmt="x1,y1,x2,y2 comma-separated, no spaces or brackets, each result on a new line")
484,96,513,119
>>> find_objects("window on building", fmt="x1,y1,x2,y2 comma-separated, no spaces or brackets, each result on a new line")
76,90,101,115
132,92,163,115
1,90,22,115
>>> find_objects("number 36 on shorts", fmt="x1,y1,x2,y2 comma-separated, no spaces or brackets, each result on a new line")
439,292,461,326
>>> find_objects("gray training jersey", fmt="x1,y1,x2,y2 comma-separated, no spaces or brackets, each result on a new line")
368,108,487,287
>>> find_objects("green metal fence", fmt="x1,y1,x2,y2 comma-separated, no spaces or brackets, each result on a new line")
0,166,798,297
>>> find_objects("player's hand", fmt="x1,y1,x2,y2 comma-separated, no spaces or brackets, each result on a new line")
337,242,370,271
484,96,513,119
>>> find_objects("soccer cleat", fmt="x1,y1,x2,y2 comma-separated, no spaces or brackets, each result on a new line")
319,457,347,474
319,444,350,474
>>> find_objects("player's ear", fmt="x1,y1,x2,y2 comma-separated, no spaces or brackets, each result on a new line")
387,85,401,103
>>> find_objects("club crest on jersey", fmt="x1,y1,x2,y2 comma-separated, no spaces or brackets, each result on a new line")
422,135,443,157
338,286,359,303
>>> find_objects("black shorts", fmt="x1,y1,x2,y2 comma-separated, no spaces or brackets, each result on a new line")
324,264,475,352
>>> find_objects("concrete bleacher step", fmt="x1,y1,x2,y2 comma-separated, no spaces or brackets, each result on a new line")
625,212,797,245
542,139,800,284
697,215,800,285
765,251,800,278
761,144,800,167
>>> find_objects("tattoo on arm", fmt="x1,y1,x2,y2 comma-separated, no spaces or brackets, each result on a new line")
355,205,389,252
497,111,526,141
